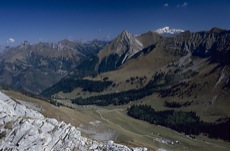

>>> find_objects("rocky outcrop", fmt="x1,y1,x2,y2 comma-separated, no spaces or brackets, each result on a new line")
0,91,147,151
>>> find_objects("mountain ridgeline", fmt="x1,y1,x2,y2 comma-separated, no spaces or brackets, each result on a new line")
0,27,229,97
157,28,230,65
41,28,229,98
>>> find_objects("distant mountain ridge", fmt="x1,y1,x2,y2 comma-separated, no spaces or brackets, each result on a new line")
157,27,230,64
0,39,108,93
0,27,229,95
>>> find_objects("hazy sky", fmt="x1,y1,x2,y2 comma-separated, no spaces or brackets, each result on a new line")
0,0,229,45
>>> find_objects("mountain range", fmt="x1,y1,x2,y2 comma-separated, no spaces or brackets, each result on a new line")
43,27,229,95
0,26,229,104
0,27,229,97
0,27,230,150
0,40,108,93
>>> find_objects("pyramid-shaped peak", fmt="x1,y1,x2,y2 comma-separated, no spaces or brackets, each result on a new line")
120,30,132,36
118,30,135,41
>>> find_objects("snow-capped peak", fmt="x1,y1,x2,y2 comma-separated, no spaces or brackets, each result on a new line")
155,26,184,35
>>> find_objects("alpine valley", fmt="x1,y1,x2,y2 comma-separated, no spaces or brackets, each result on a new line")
0,27,230,151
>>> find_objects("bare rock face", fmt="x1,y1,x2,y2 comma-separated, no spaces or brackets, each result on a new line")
157,28,230,65
0,91,147,151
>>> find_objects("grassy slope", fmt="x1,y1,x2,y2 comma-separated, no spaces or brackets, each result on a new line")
59,46,178,99
95,46,177,87
3,89,230,151
3,90,95,126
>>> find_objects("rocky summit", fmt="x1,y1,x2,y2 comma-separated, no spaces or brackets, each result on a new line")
0,91,147,151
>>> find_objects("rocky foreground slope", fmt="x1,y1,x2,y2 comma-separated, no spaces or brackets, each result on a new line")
0,91,147,151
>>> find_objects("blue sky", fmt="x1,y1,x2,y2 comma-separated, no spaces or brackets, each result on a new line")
0,0,229,45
